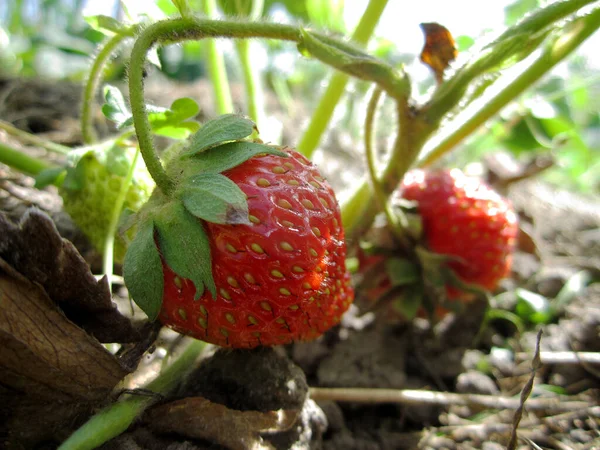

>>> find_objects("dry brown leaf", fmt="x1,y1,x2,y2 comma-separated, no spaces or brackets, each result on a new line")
0,259,130,446
145,397,299,450
419,22,457,84
0,208,139,342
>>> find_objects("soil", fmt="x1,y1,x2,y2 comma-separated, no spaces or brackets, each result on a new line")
0,77,598,450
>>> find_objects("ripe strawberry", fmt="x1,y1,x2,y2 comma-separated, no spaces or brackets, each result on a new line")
398,168,518,299
124,115,353,348
160,149,353,347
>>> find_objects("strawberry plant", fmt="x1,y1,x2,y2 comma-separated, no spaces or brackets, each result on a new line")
0,0,598,448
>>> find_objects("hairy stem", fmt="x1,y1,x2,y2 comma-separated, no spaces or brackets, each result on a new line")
58,340,206,450
201,0,234,115
128,17,396,196
297,0,389,158
82,30,135,144
419,5,600,167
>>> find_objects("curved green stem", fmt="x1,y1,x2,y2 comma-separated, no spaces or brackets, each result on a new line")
58,340,206,450
0,141,55,176
297,0,389,158
82,29,136,144
418,6,600,167
201,0,234,115
363,88,409,248
0,119,71,154
129,17,394,196
102,147,141,289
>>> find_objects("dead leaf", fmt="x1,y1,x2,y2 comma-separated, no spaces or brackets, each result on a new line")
419,22,457,84
144,396,299,450
0,259,130,446
0,208,140,342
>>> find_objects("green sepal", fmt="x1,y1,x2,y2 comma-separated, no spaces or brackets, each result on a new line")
179,173,249,225
385,257,421,287
154,201,216,301
123,219,164,321
392,285,424,321
35,167,66,189
102,85,131,128
186,141,287,174
182,114,257,157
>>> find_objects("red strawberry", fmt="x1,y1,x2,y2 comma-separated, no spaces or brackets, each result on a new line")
124,116,353,348
134,149,353,348
398,168,518,299
159,149,352,347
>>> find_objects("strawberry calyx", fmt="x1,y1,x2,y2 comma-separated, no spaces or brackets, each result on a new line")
123,114,290,322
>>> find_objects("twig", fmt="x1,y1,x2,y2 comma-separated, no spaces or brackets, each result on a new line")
508,329,543,450
309,387,589,413
516,351,600,365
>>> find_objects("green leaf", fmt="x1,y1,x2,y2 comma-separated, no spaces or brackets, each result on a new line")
393,285,423,321
188,141,288,174
179,173,250,225
34,167,66,189
515,288,554,324
183,114,256,157
84,14,127,36
154,201,216,301
121,97,200,139
123,220,164,321
385,257,420,287
102,85,131,127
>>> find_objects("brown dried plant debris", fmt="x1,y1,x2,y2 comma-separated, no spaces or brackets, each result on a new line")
419,22,457,84
0,208,141,343
144,396,299,450
0,257,130,447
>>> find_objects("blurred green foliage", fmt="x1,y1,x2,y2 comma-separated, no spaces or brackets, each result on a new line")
0,0,598,193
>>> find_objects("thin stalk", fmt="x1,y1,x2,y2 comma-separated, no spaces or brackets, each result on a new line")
0,120,71,155
297,0,389,158
418,7,600,167
0,141,55,177
102,147,141,289
58,340,206,450
201,0,234,116
363,88,410,248
81,30,135,144
236,40,265,129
